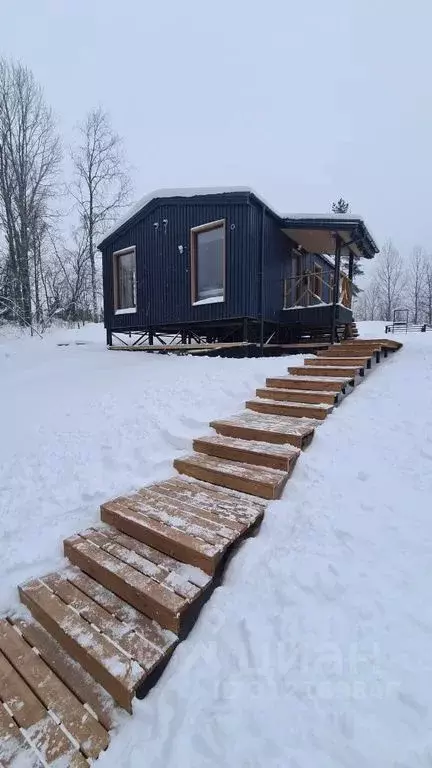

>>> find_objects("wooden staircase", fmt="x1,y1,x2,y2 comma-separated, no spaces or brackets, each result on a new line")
0,338,402,765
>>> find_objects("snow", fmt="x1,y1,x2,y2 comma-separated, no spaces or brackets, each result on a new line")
100,185,374,247
0,322,294,614
3,321,432,767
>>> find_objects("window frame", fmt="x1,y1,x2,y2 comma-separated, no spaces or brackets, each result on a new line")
112,246,137,315
190,219,226,305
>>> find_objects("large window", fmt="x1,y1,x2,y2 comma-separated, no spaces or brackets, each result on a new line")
191,220,225,304
113,247,137,314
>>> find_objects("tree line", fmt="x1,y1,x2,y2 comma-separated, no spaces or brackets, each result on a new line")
353,242,432,325
0,58,132,330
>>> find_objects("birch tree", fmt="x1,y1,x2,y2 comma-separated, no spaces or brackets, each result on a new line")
70,108,132,320
375,239,404,320
0,59,61,324
407,246,425,323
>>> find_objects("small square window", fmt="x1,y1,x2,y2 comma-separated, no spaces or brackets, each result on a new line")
113,247,137,314
190,220,225,304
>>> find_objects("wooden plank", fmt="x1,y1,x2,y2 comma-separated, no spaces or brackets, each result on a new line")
0,651,86,765
64,534,188,632
0,704,44,767
0,619,109,759
134,489,237,544
101,498,221,576
193,434,300,472
78,528,202,601
288,365,361,378
40,573,168,670
246,398,331,421
210,411,316,449
341,337,402,350
266,376,352,392
304,356,370,367
64,569,177,652
174,453,289,500
316,346,380,357
19,579,144,712
135,487,245,534
13,616,117,731
149,478,266,526
256,387,338,405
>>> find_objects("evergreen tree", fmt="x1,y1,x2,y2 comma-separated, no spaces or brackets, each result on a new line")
331,197,363,295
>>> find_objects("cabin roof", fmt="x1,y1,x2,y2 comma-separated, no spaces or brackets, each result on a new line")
98,187,378,259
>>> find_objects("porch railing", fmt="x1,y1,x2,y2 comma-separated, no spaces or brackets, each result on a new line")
283,271,352,310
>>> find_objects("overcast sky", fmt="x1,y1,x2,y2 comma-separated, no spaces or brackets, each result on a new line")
2,0,431,255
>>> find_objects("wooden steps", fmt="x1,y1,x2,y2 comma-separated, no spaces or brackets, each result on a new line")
0,635,94,766
100,486,260,576
19,563,177,713
147,477,266,528
266,375,353,393
341,337,403,351
174,452,289,500
304,356,371,368
2,338,404,765
63,528,211,633
288,365,361,378
246,397,332,421
13,615,117,730
256,386,339,405
209,411,316,449
0,618,110,760
316,345,381,358
193,433,300,472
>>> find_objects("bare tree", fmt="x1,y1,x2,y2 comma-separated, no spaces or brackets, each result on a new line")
0,59,61,324
374,239,404,320
407,246,425,323
353,276,381,320
423,255,432,326
70,108,132,321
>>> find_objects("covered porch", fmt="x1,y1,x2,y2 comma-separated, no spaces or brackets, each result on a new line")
279,213,378,340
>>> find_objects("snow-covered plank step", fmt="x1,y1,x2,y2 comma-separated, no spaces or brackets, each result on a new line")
0,646,88,766
14,614,118,731
316,346,380,359
256,386,339,406
0,703,45,767
193,433,300,472
64,527,208,633
147,477,266,527
210,410,316,449
304,356,370,368
0,618,109,760
101,491,236,576
20,577,144,713
246,397,332,421
341,337,403,350
267,375,353,392
174,452,289,500
288,365,362,378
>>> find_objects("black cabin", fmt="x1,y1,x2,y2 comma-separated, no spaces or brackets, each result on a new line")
98,188,378,349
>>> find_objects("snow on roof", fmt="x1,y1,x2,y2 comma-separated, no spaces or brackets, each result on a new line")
100,186,376,251
101,186,262,242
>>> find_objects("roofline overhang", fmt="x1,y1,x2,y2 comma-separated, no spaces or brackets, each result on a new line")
280,216,378,259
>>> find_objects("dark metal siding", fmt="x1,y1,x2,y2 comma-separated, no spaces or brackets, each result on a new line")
248,201,290,323
102,194,258,331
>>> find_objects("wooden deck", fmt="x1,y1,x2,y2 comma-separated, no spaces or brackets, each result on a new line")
1,337,403,765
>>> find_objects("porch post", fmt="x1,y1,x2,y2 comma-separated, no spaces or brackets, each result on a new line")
348,250,354,282
331,234,342,344
259,205,266,356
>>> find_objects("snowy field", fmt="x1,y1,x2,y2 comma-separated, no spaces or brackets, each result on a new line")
2,322,432,766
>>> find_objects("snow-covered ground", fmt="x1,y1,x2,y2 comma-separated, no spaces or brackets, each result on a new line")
0,323,293,613
2,321,432,767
